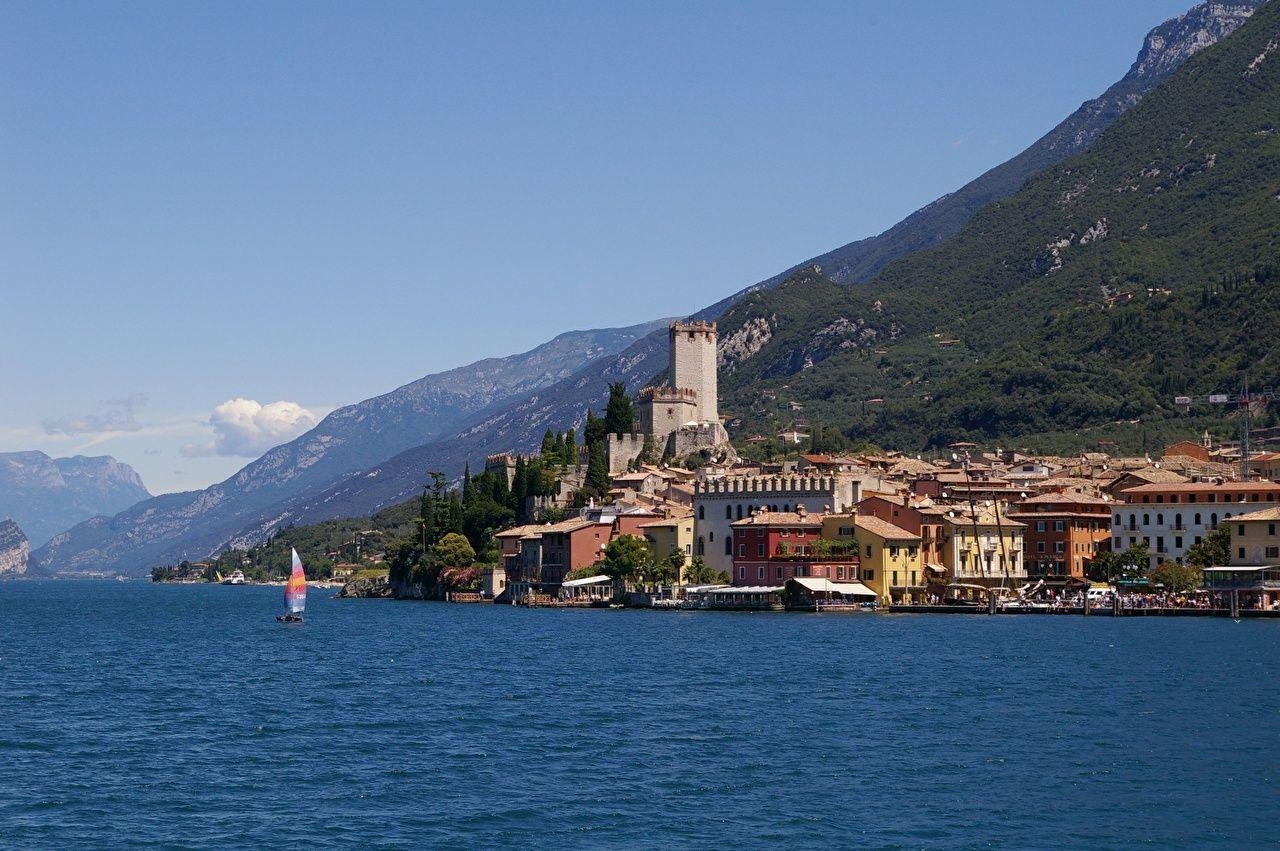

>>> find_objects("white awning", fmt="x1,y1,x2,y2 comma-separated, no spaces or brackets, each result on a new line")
1203,565,1278,573
561,574,612,587
788,577,877,598
707,585,784,595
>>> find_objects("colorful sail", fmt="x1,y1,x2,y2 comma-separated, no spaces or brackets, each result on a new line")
285,547,307,614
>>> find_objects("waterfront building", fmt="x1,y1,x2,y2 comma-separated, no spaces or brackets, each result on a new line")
1111,481,1280,570
729,508,860,586
940,505,1027,592
821,512,923,604
855,496,945,572
1202,505,1280,609
693,474,860,576
1008,490,1112,580
637,514,695,578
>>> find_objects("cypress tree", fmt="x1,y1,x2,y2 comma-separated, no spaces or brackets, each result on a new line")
604,381,635,437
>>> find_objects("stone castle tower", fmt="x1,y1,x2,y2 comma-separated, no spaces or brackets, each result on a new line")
633,320,733,462
668,320,718,425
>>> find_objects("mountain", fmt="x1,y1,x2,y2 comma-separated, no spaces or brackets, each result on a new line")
0,520,29,577
0,452,150,547
33,1,1254,575
718,1,1263,304
33,321,668,575
715,0,1280,453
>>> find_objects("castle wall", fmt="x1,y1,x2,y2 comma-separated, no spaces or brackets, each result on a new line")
606,433,648,475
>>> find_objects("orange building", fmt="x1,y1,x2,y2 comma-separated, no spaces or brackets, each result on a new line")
1008,491,1113,579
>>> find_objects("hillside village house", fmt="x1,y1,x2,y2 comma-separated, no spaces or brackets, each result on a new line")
855,495,945,575
1008,490,1112,581
637,514,695,577
1112,481,1280,570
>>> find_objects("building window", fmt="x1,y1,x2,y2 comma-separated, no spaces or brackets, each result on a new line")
776,566,783,580
892,571,899,586
698,506,704,520
1267,546,1279,559
757,543,764,557
737,504,744,520
697,537,704,555
1113,537,1121,548
1239,524,1246,537
1155,515,1163,527
709,532,714,543
726,506,733,520
1195,513,1202,526
1037,542,1046,553
1054,542,1064,553
1175,537,1183,549
1054,520,1065,532
738,566,745,579
1114,514,1121,526
725,538,732,556
864,569,874,581
1035,521,1046,532
1143,514,1150,525
1239,547,1246,559
1271,523,1277,536
758,566,764,580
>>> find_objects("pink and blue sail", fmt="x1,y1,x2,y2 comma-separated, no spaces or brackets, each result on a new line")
284,547,307,614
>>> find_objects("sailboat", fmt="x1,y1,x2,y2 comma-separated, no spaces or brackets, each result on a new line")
276,548,307,623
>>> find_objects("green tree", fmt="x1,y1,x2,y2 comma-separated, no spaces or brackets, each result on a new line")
1087,542,1149,584
1184,525,1229,569
584,409,607,448
562,428,577,465
600,534,652,584
1149,561,1203,593
585,440,610,496
564,565,604,582
604,381,636,437
664,547,687,584
432,532,476,570
540,428,557,458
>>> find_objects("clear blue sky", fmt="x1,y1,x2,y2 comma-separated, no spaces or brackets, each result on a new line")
2,0,1195,494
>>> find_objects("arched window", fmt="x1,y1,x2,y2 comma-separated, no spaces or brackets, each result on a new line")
1114,513,1121,526
783,504,790,513
1129,513,1136,529
1211,513,1218,528
736,504,743,520
1143,514,1150,526
1156,514,1163,526
1175,513,1182,529
697,537,705,555
725,505,732,520
698,506,704,520
1194,513,1201,525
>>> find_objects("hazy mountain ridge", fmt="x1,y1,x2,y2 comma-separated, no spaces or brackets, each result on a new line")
0,452,150,547
34,321,668,575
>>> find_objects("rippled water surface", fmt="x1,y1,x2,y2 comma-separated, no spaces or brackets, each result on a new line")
1,581,1277,848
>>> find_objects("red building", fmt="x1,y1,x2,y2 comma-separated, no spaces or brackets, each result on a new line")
729,508,860,586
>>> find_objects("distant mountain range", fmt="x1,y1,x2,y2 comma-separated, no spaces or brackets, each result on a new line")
33,0,1261,576
33,321,668,575
0,452,151,548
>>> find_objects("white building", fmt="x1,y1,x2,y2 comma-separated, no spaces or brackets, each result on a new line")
1111,481,1280,570
692,474,861,576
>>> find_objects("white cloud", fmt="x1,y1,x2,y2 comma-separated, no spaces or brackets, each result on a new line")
181,398,318,458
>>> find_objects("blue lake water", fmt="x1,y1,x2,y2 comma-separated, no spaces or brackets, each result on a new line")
1,581,1277,849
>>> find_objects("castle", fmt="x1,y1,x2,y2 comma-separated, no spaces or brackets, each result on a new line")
628,320,732,463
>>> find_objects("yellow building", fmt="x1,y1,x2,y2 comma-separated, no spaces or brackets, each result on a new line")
638,515,696,582
821,513,923,603
940,505,1026,595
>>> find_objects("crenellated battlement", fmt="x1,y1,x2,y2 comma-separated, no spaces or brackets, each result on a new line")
670,320,716,337
694,474,838,496
639,385,699,403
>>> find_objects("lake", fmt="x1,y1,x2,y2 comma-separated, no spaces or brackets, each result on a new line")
1,581,1276,848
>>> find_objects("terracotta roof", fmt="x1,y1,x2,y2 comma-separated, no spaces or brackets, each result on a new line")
495,524,550,539
730,511,822,527
1119,481,1280,493
855,515,920,541
1234,506,1280,522
637,515,692,528
1013,490,1111,506
1115,468,1190,484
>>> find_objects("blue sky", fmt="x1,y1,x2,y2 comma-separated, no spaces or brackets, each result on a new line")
2,0,1195,494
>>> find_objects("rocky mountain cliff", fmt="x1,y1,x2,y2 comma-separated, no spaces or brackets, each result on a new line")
33,321,668,575
0,452,150,547
32,1,1256,576
0,520,29,576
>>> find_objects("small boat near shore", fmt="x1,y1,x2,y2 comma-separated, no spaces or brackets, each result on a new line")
219,570,246,585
